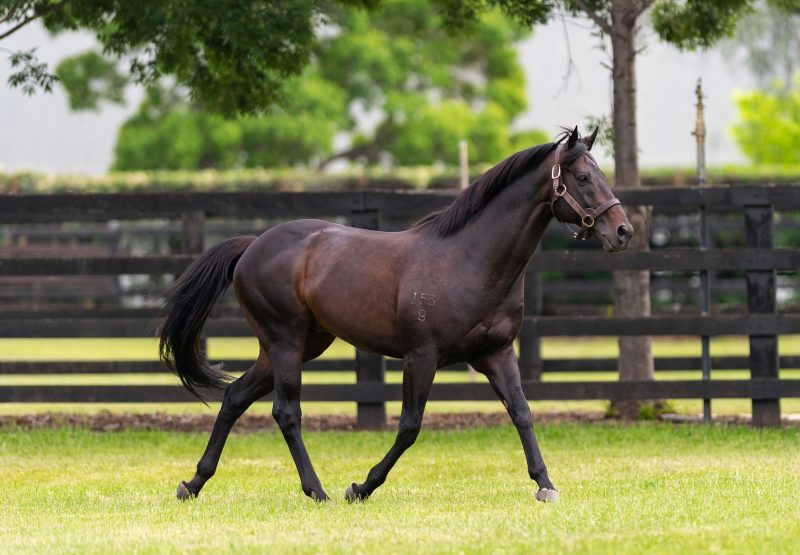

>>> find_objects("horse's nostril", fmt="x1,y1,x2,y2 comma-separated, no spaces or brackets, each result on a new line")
617,224,632,240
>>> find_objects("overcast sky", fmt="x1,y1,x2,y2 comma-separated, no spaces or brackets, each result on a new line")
0,17,755,175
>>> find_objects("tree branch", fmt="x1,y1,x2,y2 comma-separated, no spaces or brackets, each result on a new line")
0,1,69,41
634,0,655,19
318,142,381,168
1,11,18,26
319,119,394,169
573,0,611,35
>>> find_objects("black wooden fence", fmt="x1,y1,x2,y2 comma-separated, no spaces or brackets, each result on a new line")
1,185,799,428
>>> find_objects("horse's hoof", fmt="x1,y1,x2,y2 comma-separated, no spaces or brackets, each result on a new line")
176,481,194,501
344,483,366,503
309,490,330,503
535,488,559,503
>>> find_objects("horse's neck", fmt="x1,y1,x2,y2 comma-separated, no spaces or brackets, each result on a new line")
450,165,553,284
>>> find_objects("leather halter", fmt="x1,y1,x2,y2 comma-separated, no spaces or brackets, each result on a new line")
549,149,621,240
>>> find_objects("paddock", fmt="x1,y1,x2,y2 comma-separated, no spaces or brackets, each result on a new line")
2,423,799,552
1,185,799,425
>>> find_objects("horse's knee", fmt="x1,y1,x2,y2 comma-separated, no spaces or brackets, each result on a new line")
272,403,301,433
506,399,532,426
511,408,532,427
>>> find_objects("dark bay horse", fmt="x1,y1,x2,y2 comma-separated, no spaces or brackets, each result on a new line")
160,126,633,504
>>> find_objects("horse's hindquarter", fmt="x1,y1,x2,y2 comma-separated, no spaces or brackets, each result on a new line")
233,220,332,331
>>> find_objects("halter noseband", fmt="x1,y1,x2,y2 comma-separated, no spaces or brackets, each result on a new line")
549,150,621,240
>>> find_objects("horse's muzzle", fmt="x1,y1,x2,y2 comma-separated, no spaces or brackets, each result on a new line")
599,222,633,252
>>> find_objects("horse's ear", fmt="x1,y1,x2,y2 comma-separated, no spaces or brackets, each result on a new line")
583,127,599,151
567,125,579,149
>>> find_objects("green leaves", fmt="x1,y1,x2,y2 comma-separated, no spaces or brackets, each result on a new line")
651,0,752,50
112,0,544,170
112,71,350,171
433,0,555,28
5,0,324,114
55,50,127,111
732,75,800,164
7,48,57,95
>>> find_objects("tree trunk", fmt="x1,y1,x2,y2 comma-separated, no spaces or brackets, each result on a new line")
609,0,654,419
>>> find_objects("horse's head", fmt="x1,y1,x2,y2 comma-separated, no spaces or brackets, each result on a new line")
550,127,633,252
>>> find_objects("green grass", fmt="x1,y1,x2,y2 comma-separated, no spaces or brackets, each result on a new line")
1,424,798,553
1,336,799,417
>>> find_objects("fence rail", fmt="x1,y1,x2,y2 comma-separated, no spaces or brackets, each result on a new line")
3,356,800,375
2,248,800,275
3,379,800,404
1,314,798,338
2,185,799,427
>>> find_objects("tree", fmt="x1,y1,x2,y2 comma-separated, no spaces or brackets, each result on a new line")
443,0,767,417
1,0,378,114
724,1,800,91
732,75,800,164
112,74,350,170
111,0,545,170
723,1,800,164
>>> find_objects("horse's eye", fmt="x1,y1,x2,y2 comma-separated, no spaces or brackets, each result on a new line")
577,174,589,184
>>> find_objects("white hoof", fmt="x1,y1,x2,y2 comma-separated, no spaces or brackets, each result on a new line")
535,488,559,503
176,481,193,501
345,483,368,503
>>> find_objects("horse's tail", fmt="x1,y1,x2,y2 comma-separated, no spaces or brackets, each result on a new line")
159,236,256,401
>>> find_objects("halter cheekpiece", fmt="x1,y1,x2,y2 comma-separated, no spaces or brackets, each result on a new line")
549,151,620,240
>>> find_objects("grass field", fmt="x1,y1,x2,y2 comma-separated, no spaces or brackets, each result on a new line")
1,423,799,553
1,336,799,417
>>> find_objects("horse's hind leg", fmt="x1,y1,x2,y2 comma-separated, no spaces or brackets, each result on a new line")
270,339,329,501
177,352,273,500
471,344,558,502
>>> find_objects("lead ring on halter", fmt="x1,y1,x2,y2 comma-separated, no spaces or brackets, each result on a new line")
549,153,620,240
551,164,566,197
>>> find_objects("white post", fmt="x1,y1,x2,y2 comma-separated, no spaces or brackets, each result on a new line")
459,140,479,383
693,79,712,423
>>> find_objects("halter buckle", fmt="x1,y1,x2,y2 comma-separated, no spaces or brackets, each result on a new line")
554,183,566,197
551,164,561,180
581,215,595,228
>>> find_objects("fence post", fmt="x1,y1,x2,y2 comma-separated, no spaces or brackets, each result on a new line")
351,208,387,429
519,266,543,381
181,210,207,355
181,210,205,254
745,204,780,427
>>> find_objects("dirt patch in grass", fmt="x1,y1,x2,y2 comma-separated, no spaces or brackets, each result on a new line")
0,410,608,433
2,410,796,432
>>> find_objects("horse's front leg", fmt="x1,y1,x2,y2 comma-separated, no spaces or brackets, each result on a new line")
345,351,437,502
472,344,558,502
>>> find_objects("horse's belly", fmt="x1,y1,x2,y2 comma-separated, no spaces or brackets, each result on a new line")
308,289,402,357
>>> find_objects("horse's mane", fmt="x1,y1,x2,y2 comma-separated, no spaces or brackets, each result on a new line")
414,130,588,237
